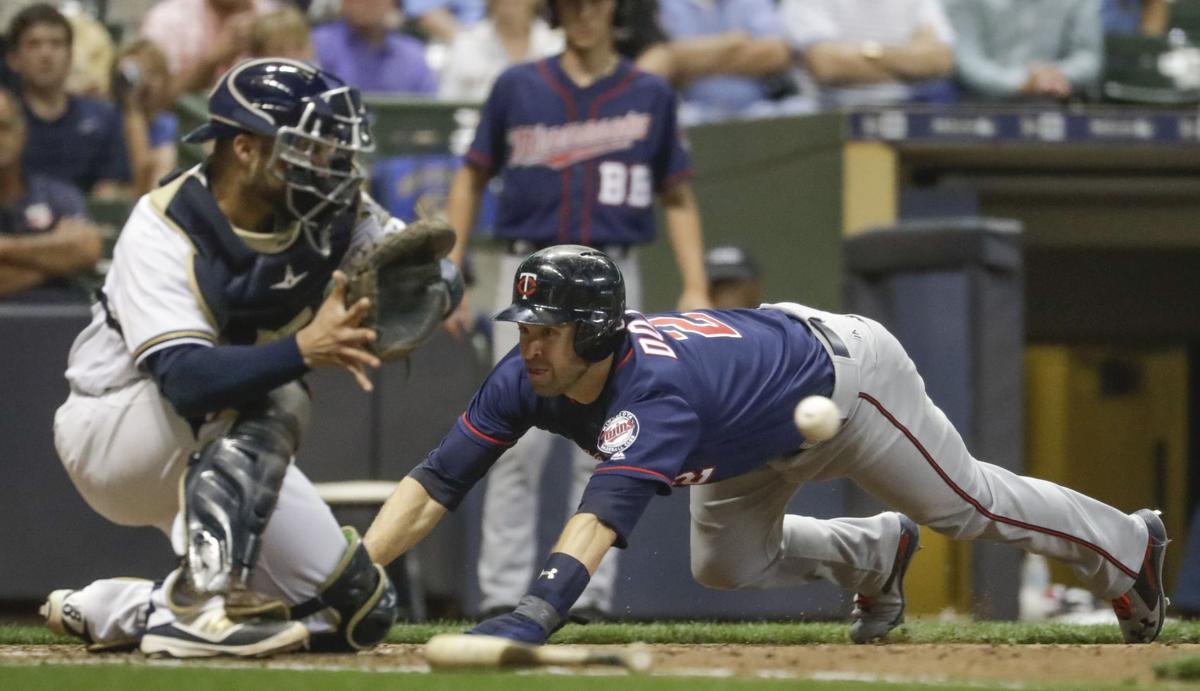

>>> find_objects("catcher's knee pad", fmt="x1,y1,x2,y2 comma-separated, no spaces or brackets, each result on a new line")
293,527,399,651
183,384,308,593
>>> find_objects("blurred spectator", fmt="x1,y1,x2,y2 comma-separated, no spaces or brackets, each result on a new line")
405,0,485,43
658,0,799,123
114,39,179,195
7,3,131,197
782,0,955,108
141,0,277,95
617,0,793,92
0,86,102,298
705,244,762,309
249,6,315,61
312,0,438,94
62,2,114,99
1104,0,1169,35
438,0,563,101
945,0,1102,101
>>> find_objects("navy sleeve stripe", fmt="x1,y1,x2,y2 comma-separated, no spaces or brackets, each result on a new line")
460,413,515,447
594,465,672,485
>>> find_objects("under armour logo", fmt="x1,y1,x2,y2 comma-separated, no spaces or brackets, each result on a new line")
539,568,558,580
270,264,308,291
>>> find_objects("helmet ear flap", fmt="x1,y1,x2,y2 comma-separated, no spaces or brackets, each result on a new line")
574,318,624,362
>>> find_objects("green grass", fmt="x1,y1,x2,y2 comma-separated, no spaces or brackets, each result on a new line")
0,665,1147,691
9,618,1200,647
1154,653,1200,680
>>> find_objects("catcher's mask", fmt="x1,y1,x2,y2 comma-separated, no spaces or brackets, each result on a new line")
184,58,375,256
494,245,626,363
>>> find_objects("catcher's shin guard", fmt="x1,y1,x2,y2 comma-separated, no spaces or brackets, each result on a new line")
291,527,399,651
184,383,310,593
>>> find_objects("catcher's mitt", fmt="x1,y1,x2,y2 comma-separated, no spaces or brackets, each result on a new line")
344,218,458,361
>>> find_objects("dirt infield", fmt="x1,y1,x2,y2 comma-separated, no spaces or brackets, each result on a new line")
4,642,1198,686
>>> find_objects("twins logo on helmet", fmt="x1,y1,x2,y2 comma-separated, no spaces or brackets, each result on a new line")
517,272,538,298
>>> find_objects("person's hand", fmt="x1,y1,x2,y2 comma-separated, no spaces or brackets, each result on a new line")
676,286,713,312
296,271,381,391
442,293,475,339
467,611,548,645
1021,64,1071,99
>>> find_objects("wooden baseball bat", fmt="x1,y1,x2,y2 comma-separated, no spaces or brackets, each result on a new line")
424,633,652,672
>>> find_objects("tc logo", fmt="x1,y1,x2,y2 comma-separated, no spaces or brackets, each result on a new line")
517,272,538,297
539,568,558,580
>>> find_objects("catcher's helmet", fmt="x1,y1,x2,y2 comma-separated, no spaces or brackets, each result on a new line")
494,245,626,363
183,58,374,255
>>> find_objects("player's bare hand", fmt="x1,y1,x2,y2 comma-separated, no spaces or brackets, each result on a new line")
442,294,475,339
676,287,713,312
297,271,381,391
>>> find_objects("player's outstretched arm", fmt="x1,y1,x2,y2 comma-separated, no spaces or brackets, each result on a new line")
363,476,449,567
296,271,381,391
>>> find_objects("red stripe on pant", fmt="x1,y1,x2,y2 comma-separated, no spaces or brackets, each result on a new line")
857,392,1138,580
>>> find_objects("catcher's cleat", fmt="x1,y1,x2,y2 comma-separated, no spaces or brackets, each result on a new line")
850,513,920,644
1113,508,1170,644
140,609,308,659
41,587,142,652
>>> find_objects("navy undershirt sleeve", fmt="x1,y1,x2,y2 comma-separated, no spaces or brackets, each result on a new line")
408,422,508,511
576,473,662,549
145,338,309,419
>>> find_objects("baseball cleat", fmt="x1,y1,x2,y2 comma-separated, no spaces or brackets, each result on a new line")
41,588,141,652
140,609,308,658
1112,509,1169,644
850,513,920,644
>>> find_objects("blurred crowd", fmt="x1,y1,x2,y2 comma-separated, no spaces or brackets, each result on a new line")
0,0,1195,298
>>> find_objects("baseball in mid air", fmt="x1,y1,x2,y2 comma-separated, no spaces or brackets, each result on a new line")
794,395,841,442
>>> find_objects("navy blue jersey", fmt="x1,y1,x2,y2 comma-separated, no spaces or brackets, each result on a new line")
412,308,834,536
466,56,692,247
21,96,131,193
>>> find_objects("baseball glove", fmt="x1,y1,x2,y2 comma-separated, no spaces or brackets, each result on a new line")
343,218,459,361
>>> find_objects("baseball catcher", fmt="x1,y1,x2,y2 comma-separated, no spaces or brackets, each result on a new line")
42,58,461,658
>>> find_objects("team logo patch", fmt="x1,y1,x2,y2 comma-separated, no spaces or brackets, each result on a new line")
516,272,538,297
598,410,639,456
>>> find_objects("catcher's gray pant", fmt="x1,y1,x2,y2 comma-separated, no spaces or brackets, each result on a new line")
476,248,641,613
52,378,348,644
689,303,1146,600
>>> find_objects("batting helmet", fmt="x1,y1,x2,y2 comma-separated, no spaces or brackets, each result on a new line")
183,58,374,255
494,245,626,363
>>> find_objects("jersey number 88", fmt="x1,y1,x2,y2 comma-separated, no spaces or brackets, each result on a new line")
598,162,652,208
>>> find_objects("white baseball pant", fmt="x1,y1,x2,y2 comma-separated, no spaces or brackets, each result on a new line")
51,378,349,644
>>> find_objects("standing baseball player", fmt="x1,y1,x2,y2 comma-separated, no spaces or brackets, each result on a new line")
364,244,1168,646
442,0,710,619
41,59,460,657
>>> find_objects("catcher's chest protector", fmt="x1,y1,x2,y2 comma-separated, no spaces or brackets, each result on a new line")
167,177,353,344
